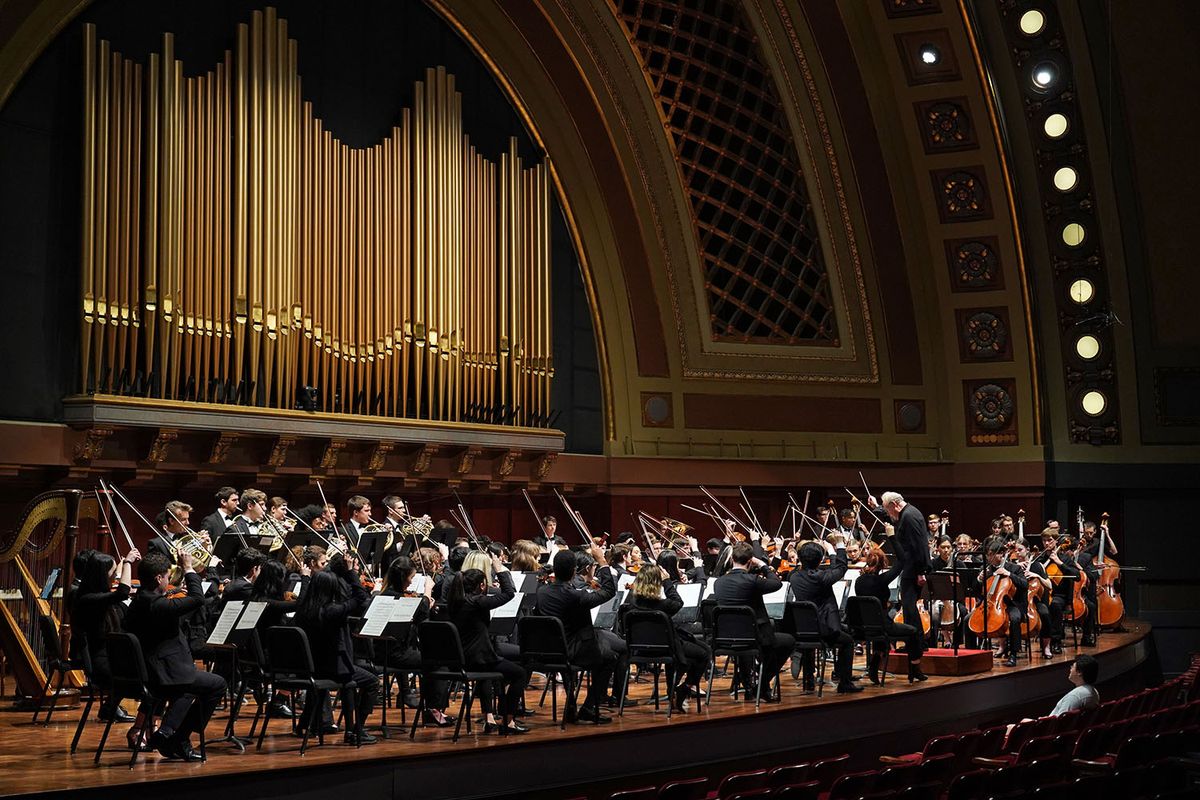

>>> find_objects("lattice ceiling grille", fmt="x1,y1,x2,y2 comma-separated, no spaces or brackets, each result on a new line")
612,0,837,345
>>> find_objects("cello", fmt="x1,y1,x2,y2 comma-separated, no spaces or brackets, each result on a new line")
1094,512,1124,627
968,563,1015,637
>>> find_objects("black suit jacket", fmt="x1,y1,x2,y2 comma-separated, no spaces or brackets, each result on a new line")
714,566,782,646
535,579,615,664
790,547,848,636
123,571,205,686
200,511,233,542
222,576,253,603
450,571,515,665
894,504,933,579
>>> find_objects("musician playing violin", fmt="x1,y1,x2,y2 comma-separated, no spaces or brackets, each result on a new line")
979,536,1027,667
71,546,141,722
123,550,227,761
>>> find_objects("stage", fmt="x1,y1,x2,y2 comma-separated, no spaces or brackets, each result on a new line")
0,622,1158,800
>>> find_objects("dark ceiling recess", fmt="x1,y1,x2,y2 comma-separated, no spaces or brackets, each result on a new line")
612,0,838,346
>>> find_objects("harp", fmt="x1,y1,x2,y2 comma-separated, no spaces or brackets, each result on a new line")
0,490,92,700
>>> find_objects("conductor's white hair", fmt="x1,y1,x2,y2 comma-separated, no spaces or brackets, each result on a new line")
881,491,904,506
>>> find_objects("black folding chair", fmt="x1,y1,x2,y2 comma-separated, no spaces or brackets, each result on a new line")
409,621,503,743
620,609,690,718
846,596,895,686
785,601,828,698
69,637,100,753
99,633,206,768
32,613,80,725
258,626,350,755
518,615,585,729
709,606,768,708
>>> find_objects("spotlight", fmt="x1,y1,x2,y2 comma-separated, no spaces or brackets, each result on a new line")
918,44,941,65
1032,62,1058,89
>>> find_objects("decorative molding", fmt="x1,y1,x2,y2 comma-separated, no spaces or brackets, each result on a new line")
318,439,347,470
964,379,1018,446
366,441,395,472
894,29,961,85
894,400,926,434
267,436,298,468
208,432,239,464
914,97,977,153
881,0,941,18
534,451,558,481
144,428,179,463
495,448,521,480
945,237,1004,292
72,427,113,464
640,393,673,428
410,443,440,475
956,307,1013,362
932,167,993,222
455,446,482,475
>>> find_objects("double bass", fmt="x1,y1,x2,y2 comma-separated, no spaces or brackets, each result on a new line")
1094,512,1125,627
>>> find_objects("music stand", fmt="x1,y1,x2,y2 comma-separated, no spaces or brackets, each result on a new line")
926,571,963,653
358,532,390,577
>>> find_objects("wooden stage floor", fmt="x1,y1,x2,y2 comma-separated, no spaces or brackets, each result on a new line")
0,621,1156,800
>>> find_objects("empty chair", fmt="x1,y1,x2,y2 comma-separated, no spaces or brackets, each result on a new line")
828,769,878,800
608,788,657,800
717,768,768,799
809,753,851,792
875,762,921,793
774,783,820,800
768,764,812,789
657,776,708,800
947,769,992,800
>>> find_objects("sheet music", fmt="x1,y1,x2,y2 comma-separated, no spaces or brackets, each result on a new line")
493,592,523,619
235,601,268,630
292,581,302,597
617,573,637,591
207,601,245,645
764,583,791,620
676,582,703,608
201,581,212,595
591,590,625,624
702,577,718,599
359,595,399,637
407,574,428,595
390,596,422,624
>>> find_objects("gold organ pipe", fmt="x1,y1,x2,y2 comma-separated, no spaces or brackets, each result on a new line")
233,23,248,394
81,26,96,389
103,50,120,389
400,110,410,419
115,57,132,386
220,53,232,389
248,10,262,403
169,57,184,399
93,39,109,389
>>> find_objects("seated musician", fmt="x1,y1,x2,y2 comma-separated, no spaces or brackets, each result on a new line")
1011,540,1054,659
152,502,219,658
979,536,1027,668
715,542,794,701
198,486,239,542
226,489,267,548
148,500,204,562
929,535,968,648
447,553,529,734
603,543,633,583
789,535,860,693
509,539,544,574
1078,520,1111,647
535,546,623,723
628,564,711,711
246,559,302,718
222,547,266,604
291,556,380,745
71,547,140,722
1039,528,1078,655
379,556,453,725
532,515,568,550
855,548,926,683
123,550,227,761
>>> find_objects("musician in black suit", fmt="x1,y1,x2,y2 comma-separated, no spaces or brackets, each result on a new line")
447,553,529,734
292,558,380,745
867,492,932,664
790,535,862,693
535,547,621,724
1038,528,1078,654
713,542,794,702
122,550,226,761
198,486,240,542
980,535,1028,667
220,547,266,605
532,515,569,549
338,495,374,550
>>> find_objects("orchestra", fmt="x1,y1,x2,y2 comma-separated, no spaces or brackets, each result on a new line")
31,481,1129,765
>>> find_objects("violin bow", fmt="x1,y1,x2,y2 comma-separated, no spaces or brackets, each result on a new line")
522,489,550,538
94,487,122,555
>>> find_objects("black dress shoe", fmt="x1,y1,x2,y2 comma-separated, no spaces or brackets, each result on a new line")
605,695,638,707
908,667,929,683
344,730,378,746
515,707,537,718
176,742,204,762
268,700,295,718
498,722,529,736
1004,655,1018,668
99,705,135,723
575,706,612,724
422,711,455,728
150,729,177,759
836,682,864,694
